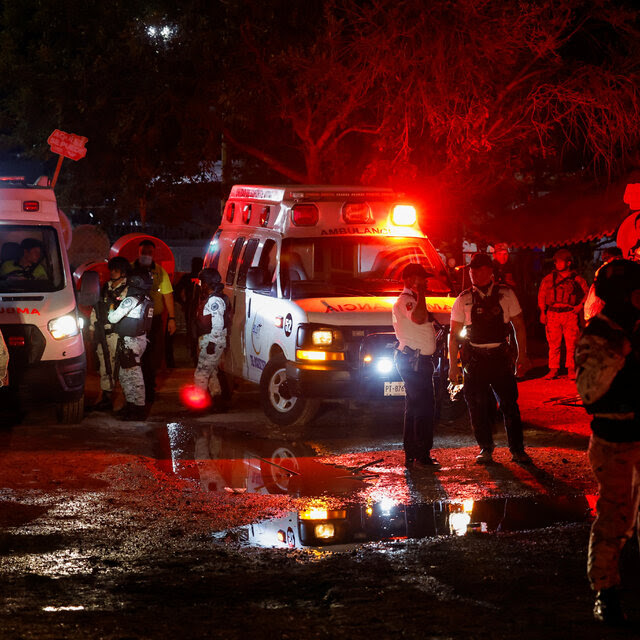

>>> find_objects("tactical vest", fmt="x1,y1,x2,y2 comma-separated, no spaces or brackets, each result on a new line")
115,295,153,337
545,271,584,307
97,282,127,328
466,287,508,344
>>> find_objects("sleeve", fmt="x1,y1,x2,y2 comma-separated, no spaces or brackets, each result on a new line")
450,296,465,325
504,288,522,320
0,330,8,383
578,276,589,296
538,275,550,309
158,267,173,295
393,295,413,323
108,296,134,324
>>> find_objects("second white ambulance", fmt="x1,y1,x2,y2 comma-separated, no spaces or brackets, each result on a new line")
204,185,455,426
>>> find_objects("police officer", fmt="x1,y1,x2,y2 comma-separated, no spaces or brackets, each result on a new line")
575,259,640,625
448,252,531,464
538,248,589,378
89,256,130,411
194,268,230,401
108,270,154,421
392,263,439,468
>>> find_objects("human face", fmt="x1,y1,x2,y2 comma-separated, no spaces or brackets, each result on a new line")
407,274,427,293
495,250,508,265
24,247,41,265
110,268,124,282
469,265,493,287
554,258,569,272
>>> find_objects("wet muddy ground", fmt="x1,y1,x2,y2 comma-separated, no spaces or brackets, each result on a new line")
1,363,639,639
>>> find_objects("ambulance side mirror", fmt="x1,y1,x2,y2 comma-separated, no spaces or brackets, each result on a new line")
77,270,100,306
246,266,270,290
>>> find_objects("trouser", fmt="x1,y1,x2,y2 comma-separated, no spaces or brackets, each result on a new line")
545,310,580,370
463,346,524,453
587,434,640,591
194,335,226,397
96,332,120,392
394,351,435,461
141,315,165,403
119,335,147,407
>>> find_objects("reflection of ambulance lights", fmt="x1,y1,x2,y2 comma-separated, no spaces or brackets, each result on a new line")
299,509,347,520
277,530,286,543
179,384,211,410
463,499,474,513
296,350,345,361
459,326,468,339
391,204,417,226
274,316,284,328
449,512,471,536
314,523,336,539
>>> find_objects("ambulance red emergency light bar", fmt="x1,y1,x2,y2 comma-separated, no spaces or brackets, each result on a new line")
222,185,421,236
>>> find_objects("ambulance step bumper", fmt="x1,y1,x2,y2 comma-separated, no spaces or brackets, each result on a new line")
286,362,354,398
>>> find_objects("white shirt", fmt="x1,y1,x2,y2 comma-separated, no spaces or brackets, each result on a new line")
392,287,437,355
450,283,521,348
203,295,226,337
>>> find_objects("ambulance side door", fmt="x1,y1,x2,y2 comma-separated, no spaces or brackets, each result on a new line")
244,237,280,383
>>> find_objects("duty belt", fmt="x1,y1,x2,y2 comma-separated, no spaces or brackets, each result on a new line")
548,305,574,312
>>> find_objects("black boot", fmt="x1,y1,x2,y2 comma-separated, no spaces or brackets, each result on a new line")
115,402,133,420
123,404,147,422
91,391,112,412
593,587,627,625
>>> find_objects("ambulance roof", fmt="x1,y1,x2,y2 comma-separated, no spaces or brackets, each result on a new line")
228,185,399,203
0,179,60,222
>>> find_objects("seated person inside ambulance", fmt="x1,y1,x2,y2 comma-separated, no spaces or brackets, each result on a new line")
0,238,48,280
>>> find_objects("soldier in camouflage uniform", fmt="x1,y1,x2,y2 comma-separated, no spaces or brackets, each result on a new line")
107,271,154,421
194,268,229,399
575,259,640,625
88,256,130,411
538,248,588,378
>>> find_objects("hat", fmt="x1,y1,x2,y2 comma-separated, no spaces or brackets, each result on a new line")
401,263,432,280
553,248,572,262
468,253,493,269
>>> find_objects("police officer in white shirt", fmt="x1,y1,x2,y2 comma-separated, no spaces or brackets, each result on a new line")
448,252,531,464
392,263,440,468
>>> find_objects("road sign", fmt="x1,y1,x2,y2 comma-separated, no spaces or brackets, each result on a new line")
47,129,88,161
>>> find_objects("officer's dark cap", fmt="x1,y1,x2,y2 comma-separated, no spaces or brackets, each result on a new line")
594,259,640,303
401,264,432,280
198,268,222,286
468,253,493,269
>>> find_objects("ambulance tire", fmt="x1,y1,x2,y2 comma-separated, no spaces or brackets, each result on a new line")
260,355,320,426
56,396,84,424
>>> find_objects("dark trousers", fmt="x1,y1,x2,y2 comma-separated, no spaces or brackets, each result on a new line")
395,352,435,461
463,346,524,453
141,314,165,403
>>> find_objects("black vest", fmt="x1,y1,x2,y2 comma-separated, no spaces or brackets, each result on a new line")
467,286,508,344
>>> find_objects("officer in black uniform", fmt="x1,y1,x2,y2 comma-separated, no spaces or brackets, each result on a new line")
448,253,531,464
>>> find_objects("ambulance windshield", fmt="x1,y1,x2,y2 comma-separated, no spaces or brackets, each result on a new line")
0,225,65,292
281,236,451,299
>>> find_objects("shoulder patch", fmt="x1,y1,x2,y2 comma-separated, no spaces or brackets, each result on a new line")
120,297,133,308
406,302,414,311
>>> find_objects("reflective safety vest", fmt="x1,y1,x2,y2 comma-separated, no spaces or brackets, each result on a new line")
115,295,153,337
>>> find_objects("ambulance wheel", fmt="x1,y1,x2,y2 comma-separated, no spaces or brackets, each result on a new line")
260,356,320,426
56,397,84,424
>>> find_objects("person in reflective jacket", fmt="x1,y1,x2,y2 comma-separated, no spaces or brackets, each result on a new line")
194,268,229,401
107,270,153,421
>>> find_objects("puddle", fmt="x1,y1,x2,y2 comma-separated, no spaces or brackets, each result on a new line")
157,422,370,496
218,495,592,550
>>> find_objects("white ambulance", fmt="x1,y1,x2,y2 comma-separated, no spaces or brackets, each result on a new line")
204,185,455,426
0,176,97,423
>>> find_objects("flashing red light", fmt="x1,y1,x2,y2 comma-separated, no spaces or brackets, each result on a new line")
23,201,39,212
260,206,270,227
242,204,252,224
179,384,211,410
342,202,372,224
225,202,235,223
291,204,319,226
8,336,25,347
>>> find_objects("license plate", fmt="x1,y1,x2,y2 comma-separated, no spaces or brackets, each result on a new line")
384,381,405,396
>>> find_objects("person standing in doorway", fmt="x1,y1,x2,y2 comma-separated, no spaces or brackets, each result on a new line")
392,263,440,469
449,252,531,464
132,239,176,405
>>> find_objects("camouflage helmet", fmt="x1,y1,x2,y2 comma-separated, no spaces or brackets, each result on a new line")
198,268,222,286
553,248,573,263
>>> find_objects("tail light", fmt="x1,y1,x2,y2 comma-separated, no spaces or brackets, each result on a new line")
23,201,40,212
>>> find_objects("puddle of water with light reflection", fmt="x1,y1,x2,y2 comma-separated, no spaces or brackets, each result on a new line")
218,495,593,550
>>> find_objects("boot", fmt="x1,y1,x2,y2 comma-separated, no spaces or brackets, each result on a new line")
593,587,627,625
115,402,134,420
123,404,147,422
91,391,112,412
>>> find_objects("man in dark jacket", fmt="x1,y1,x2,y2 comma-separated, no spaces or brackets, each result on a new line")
575,259,640,625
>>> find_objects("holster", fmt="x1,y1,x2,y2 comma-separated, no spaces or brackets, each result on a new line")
401,345,421,372
118,346,138,369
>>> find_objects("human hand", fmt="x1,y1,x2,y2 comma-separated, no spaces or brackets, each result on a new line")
516,355,531,379
167,318,177,335
539,311,546,325
448,364,462,384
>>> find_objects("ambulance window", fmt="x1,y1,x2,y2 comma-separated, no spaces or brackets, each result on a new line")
205,229,222,269
225,237,245,285
258,239,278,296
236,238,259,288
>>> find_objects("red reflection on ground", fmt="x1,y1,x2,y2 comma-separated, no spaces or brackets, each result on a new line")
179,384,211,410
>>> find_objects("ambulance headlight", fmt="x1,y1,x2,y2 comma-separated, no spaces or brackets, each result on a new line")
312,330,333,346
48,314,80,340
376,358,394,375
314,523,335,539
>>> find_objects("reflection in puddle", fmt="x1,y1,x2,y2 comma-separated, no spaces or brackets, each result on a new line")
219,495,592,550
160,422,370,497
